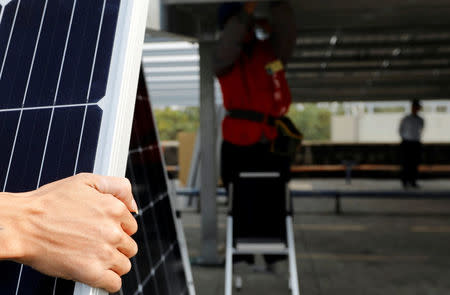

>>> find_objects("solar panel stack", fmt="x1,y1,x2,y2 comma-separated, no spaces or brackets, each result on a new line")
0,0,193,294
116,68,189,295
0,0,125,292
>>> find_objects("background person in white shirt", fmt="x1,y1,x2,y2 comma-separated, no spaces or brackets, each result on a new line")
399,100,425,188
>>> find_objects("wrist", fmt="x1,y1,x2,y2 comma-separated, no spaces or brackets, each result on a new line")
0,192,34,261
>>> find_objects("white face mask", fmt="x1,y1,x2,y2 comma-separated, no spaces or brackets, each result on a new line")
255,27,270,40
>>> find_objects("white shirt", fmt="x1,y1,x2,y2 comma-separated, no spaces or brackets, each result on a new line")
399,114,424,142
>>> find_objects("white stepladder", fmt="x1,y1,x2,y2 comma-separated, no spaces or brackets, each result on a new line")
225,172,300,295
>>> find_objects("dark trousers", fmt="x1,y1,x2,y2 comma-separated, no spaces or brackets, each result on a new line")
221,140,291,264
400,140,422,186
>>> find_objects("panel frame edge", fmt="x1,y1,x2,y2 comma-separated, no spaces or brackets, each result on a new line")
73,0,150,294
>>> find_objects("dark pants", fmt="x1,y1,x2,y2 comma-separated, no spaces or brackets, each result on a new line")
221,140,291,265
400,140,422,186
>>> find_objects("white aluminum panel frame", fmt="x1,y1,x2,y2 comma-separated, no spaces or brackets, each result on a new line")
74,0,150,294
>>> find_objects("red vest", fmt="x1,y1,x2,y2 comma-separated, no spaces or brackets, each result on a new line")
218,41,291,146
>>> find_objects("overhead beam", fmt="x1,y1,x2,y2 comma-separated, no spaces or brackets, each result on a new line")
292,95,450,102
295,41,450,51
296,25,450,36
287,79,450,89
287,69,450,79
290,86,450,102
164,0,272,4
291,53,450,63
293,8,450,31
165,6,200,39
287,63,450,72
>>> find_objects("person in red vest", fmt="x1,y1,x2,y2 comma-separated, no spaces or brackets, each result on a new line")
216,0,296,189
215,1,296,267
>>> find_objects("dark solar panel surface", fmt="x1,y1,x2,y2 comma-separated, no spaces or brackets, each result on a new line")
115,68,188,295
0,0,119,294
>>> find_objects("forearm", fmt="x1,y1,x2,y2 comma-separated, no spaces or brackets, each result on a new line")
270,1,297,63
214,11,251,76
0,192,29,261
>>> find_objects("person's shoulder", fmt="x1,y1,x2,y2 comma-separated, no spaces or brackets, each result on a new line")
413,113,424,120
411,114,424,125
401,114,411,121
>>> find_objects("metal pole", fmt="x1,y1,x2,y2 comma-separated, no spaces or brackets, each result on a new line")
198,41,219,264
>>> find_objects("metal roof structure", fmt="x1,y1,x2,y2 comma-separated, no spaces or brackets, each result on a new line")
148,0,450,102
145,0,450,265
142,37,222,107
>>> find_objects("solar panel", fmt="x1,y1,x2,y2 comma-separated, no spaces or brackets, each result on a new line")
0,0,152,294
115,67,192,295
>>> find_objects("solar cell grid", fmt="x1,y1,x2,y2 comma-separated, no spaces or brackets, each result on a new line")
118,69,189,295
0,0,119,108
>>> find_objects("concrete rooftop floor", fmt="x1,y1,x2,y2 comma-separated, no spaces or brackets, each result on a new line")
178,179,450,295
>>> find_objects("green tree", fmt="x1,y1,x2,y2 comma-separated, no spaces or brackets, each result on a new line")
154,107,199,140
287,104,331,141
154,104,331,142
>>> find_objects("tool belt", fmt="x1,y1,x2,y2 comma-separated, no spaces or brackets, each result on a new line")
271,116,303,160
227,109,276,126
226,109,303,160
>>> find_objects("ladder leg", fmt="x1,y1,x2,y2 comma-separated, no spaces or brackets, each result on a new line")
225,216,233,295
286,216,300,295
